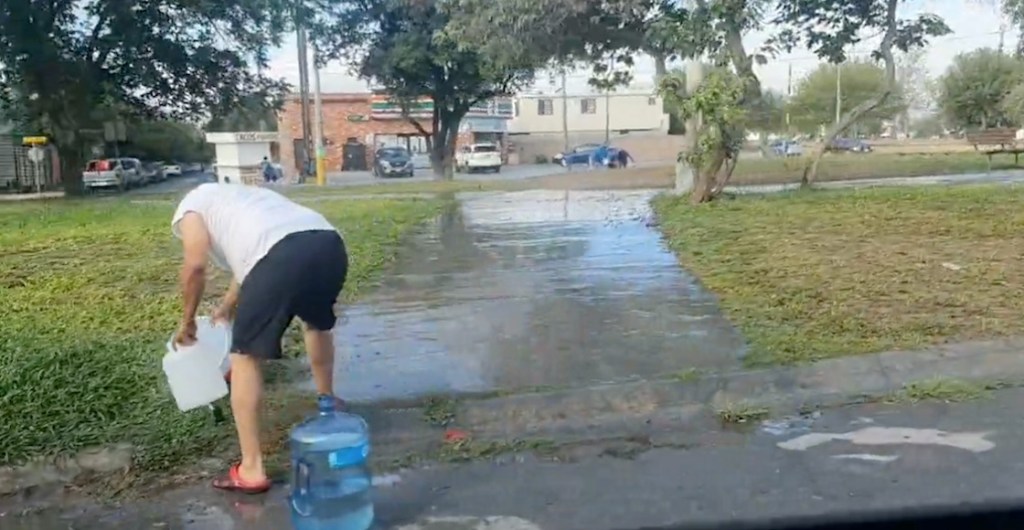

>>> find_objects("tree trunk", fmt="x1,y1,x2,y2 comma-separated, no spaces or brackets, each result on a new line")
802,0,899,186
56,141,86,196
429,110,464,181
690,147,727,205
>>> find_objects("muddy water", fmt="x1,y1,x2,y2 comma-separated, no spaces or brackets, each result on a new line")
323,190,745,402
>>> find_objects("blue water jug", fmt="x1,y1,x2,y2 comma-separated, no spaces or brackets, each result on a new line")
290,395,374,530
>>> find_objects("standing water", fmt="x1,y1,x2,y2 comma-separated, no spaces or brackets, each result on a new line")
290,395,374,530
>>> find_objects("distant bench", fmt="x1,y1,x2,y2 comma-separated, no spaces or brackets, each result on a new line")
966,128,1024,171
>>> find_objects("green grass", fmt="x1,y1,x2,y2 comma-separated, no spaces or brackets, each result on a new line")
729,152,1023,185
0,197,445,470
887,377,995,404
653,184,1024,366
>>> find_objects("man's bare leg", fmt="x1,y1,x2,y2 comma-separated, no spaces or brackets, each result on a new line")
304,322,335,396
229,352,266,482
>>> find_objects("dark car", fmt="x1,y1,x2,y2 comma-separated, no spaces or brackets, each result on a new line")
552,144,624,167
827,138,872,153
372,147,414,178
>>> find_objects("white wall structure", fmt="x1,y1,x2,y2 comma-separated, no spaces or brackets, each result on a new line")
205,132,278,184
510,92,669,135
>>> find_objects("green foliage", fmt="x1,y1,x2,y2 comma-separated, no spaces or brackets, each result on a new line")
0,0,290,191
119,121,209,163
746,89,787,133
314,0,536,177
0,197,445,469
206,95,280,133
770,1,950,64
788,61,907,134
939,48,1024,130
660,68,746,169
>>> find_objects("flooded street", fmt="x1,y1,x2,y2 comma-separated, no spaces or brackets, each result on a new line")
324,190,745,402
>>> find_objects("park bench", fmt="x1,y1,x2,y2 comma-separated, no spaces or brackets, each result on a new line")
966,128,1024,171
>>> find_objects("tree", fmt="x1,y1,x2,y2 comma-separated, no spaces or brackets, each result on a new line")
746,89,787,135
895,48,932,134
787,61,907,136
772,0,950,185
206,95,280,133
938,48,1024,130
316,0,548,180
911,112,947,138
653,0,767,203
0,0,289,194
119,120,210,163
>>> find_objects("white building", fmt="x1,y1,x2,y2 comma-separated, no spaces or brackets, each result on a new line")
510,92,670,135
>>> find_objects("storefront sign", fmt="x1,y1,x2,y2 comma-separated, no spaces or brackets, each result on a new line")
21,136,47,145
232,132,278,142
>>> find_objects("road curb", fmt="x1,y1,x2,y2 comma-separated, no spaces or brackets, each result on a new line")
367,338,1024,446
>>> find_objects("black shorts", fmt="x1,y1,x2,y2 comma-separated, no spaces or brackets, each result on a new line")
231,230,347,359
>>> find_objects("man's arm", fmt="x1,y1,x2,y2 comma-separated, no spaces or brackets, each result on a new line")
178,212,211,323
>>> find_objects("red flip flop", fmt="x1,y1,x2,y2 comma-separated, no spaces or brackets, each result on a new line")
212,463,272,494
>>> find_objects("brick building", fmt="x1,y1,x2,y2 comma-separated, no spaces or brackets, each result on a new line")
276,93,513,179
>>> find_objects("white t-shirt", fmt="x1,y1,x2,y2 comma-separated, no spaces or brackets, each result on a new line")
171,183,337,283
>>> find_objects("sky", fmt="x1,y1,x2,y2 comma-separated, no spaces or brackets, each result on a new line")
265,1,1016,97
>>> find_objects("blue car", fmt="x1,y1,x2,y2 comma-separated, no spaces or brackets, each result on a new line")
552,144,623,167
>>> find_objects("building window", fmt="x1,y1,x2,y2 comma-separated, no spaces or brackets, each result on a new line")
648,96,657,106
537,99,554,115
581,98,597,114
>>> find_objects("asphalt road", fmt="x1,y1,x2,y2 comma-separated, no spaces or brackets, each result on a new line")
12,387,1024,529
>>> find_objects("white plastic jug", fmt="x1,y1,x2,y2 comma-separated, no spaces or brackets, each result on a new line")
162,317,232,412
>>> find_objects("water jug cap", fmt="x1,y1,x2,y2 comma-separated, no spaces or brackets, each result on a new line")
316,394,335,414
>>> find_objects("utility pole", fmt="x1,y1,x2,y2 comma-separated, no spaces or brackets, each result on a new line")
604,57,612,143
560,67,569,152
835,63,842,125
296,20,313,179
999,21,1008,55
785,63,792,130
312,41,325,186
675,59,703,196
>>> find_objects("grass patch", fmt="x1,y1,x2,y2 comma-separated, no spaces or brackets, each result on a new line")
729,152,1022,186
653,184,1024,365
887,377,1001,404
716,402,770,424
0,196,445,470
422,395,457,427
671,368,702,382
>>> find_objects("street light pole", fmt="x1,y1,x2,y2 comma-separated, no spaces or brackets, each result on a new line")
312,42,325,187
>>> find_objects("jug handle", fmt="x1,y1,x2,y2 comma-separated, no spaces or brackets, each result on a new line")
291,459,314,517
295,459,312,495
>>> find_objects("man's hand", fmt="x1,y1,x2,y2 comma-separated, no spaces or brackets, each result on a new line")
212,279,240,325
175,318,197,347
212,302,235,325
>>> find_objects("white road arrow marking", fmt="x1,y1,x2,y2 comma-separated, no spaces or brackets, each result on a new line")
778,427,995,453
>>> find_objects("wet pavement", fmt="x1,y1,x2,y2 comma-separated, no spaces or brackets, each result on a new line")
323,190,745,402
14,386,1024,529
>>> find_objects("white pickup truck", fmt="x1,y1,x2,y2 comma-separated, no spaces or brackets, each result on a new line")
455,143,502,173
82,158,143,191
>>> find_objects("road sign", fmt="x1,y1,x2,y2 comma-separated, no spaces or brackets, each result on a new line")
27,146,46,163
22,136,47,145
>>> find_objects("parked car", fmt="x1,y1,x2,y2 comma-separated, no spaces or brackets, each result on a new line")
372,147,415,178
552,144,623,167
828,138,872,153
82,158,143,191
771,140,804,157
455,143,502,173
142,162,166,183
163,163,182,177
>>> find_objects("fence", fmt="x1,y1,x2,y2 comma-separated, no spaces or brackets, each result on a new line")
0,135,61,194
